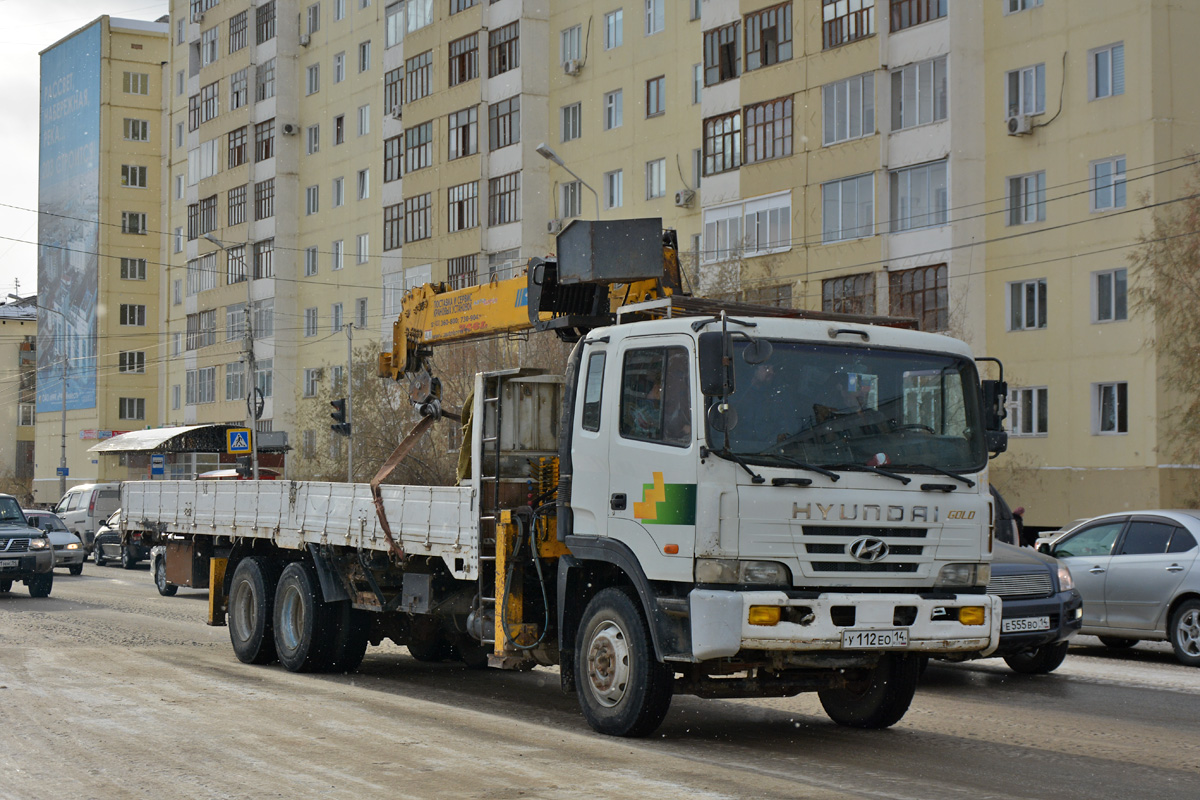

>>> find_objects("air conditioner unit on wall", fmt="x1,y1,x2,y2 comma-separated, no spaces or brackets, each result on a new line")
563,59,582,77
300,34,312,47
547,219,563,235
1006,114,1032,136
391,104,403,120
281,123,298,135
192,12,204,24
674,189,695,208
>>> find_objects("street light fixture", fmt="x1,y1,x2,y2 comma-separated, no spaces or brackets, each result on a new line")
535,142,601,220
204,234,260,480
10,293,68,499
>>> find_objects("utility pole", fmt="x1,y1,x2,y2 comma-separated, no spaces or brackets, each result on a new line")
205,235,258,479
345,322,353,483
59,353,67,498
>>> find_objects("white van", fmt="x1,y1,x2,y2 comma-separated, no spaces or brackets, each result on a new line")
54,483,121,552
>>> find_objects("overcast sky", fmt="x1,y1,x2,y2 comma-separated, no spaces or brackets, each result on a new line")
0,0,169,299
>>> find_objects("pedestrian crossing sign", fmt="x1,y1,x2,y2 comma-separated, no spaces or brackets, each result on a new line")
227,428,252,454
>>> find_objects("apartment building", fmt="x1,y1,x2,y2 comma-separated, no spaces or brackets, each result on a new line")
34,16,168,503
0,299,37,495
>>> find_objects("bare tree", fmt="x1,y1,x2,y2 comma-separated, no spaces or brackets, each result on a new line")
0,470,33,507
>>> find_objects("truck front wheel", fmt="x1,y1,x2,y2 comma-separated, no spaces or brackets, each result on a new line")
229,557,281,664
575,587,673,737
818,653,920,729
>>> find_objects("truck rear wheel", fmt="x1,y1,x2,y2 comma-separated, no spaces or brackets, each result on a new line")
326,602,370,673
28,572,53,598
818,653,920,729
575,587,674,737
229,557,281,664
1003,641,1070,674
273,561,337,673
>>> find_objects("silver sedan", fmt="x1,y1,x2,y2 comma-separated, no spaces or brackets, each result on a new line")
1045,510,1200,666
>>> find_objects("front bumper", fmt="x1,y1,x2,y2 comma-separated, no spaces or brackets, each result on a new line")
990,589,1083,656
0,549,55,577
690,589,1001,661
53,549,86,567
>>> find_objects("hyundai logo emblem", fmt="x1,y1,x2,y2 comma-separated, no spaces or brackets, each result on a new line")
848,537,889,563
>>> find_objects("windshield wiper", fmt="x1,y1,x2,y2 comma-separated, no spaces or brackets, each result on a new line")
753,453,841,482
722,449,766,484
827,463,912,485
889,463,976,487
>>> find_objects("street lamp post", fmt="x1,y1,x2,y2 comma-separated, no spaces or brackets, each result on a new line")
10,294,68,498
204,235,260,480
535,143,601,219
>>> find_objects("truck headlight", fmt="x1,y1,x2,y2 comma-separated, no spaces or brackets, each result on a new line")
29,537,50,550
935,563,989,588
695,558,791,586
1057,563,1074,592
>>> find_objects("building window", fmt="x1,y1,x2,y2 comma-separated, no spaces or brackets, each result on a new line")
226,245,246,284
384,66,401,109
306,185,319,215
1094,268,1128,323
228,126,247,167
489,96,520,151
225,362,245,401
406,121,432,172
306,63,321,95
1091,157,1126,211
256,360,273,399
358,104,371,136
120,165,148,188
561,181,582,218
118,351,146,374
1090,42,1126,100
1004,0,1043,14
741,193,791,256
604,169,624,210
605,9,623,49
889,160,947,232
201,80,219,123
230,68,248,109
335,52,346,83
448,106,478,159
228,185,247,226
307,124,320,154
384,136,402,182
386,1,404,46
645,76,665,117
603,90,623,130
359,40,372,72
405,193,432,242
255,58,276,101
357,168,370,200
331,303,344,332
645,159,666,200
744,96,793,163
122,71,149,95
890,0,946,31
304,307,319,337
561,103,582,142
306,2,321,34
1008,386,1048,436
703,111,741,176
253,298,274,338
1008,171,1046,225
822,0,875,49
119,397,146,420
745,3,793,70
333,176,344,207
225,305,245,342
253,239,274,279
201,26,219,66
121,212,147,235
254,178,275,220
489,172,520,226
120,304,146,327
489,22,519,77
254,119,275,161
448,255,478,290
745,284,793,309
406,51,431,102
693,64,702,104
891,56,947,130
703,22,740,86
450,33,478,86
448,181,479,232
256,0,276,43
645,0,664,35
823,73,874,145
332,240,344,271
1008,278,1047,331
229,11,248,52
303,368,320,398
823,272,876,315
1095,382,1128,434
888,263,947,332
305,246,319,276
334,115,345,145
1006,63,1045,117
186,253,218,296
120,258,147,280
123,118,149,141
356,298,368,329
407,0,432,31
562,24,581,63
188,95,201,132
384,203,403,250
174,227,183,253
822,174,874,243
185,310,217,349
450,0,477,14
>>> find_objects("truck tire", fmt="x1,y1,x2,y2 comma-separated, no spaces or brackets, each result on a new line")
1099,636,1139,649
818,653,920,729
28,572,53,599
1,579,12,592
326,602,370,673
121,546,137,570
1003,641,1070,674
273,561,337,673
1169,599,1200,667
154,557,178,597
229,557,282,665
408,634,455,663
575,586,674,737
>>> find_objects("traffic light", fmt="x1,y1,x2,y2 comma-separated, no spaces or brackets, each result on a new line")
235,456,253,478
330,398,351,436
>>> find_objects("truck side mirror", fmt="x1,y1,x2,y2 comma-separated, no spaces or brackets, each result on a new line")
698,331,734,397
981,379,1008,454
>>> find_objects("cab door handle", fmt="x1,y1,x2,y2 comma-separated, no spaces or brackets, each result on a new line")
610,493,627,511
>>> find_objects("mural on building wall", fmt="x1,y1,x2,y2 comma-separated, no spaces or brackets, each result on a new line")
37,20,100,413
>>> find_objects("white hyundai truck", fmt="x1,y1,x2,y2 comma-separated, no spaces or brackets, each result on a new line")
122,220,1006,737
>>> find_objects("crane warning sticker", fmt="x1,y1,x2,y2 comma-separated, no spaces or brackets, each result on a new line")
633,472,697,525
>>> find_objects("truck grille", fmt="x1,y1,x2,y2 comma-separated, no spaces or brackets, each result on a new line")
988,572,1053,598
1,538,31,553
802,527,927,573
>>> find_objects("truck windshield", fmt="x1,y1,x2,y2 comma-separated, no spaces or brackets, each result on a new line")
706,340,988,474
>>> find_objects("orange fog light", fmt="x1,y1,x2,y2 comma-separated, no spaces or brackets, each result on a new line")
748,606,781,626
958,606,986,626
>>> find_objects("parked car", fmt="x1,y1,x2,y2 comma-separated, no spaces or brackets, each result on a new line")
92,509,150,569
54,482,120,553
22,510,84,575
1043,510,1200,666
0,493,54,597
929,541,1082,674
1035,518,1092,552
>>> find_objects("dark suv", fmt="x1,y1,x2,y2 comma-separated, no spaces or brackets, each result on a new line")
0,493,55,597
